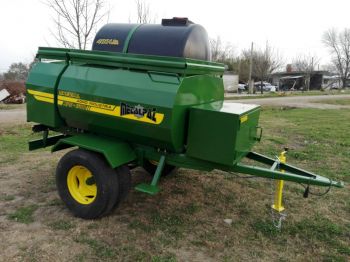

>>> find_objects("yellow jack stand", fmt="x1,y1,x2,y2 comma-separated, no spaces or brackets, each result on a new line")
271,149,288,212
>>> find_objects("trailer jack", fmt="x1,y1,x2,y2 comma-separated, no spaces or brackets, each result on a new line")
271,149,288,212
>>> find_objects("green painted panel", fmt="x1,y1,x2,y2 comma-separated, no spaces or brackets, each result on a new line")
235,107,261,161
57,65,179,151
56,65,224,153
26,62,66,127
27,47,225,153
186,102,260,165
52,134,136,168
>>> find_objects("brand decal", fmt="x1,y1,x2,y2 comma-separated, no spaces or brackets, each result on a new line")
27,89,164,125
96,38,119,45
120,103,157,122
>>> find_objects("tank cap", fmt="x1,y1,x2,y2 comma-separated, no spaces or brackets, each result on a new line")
161,17,193,26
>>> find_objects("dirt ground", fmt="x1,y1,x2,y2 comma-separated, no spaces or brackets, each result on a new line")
0,99,349,262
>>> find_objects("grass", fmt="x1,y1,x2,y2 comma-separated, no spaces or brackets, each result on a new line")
0,103,25,110
314,98,350,105
48,220,75,230
7,205,38,224
75,235,117,259
0,123,44,164
1,195,15,201
1,106,349,261
0,123,34,164
151,255,177,262
255,107,350,182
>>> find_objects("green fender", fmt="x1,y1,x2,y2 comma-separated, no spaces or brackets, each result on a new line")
52,133,136,168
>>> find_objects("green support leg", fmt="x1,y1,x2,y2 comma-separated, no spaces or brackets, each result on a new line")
135,155,166,195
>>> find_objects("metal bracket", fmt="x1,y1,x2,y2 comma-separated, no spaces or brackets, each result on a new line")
135,155,166,195
255,126,263,141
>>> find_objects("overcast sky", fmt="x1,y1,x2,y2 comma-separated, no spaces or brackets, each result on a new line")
0,0,349,72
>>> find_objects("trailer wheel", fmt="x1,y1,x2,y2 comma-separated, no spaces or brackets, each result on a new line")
112,165,131,210
143,160,176,177
100,164,131,216
56,149,121,219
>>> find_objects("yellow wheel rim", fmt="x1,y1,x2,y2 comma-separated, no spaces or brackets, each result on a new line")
67,165,97,205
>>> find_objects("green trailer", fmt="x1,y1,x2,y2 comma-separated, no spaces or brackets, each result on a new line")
26,19,343,219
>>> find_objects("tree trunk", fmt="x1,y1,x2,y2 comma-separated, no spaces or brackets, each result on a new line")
260,80,264,94
342,78,347,88
305,74,310,91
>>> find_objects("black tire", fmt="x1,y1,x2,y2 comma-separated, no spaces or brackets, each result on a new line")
102,165,131,215
56,149,121,219
143,160,176,177
113,165,131,208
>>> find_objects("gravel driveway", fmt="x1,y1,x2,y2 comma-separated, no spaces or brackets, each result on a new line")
227,94,350,109
0,108,26,124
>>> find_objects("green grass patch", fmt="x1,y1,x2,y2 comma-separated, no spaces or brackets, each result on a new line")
0,104,25,110
314,98,350,105
48,220,75,230
152,254,177,262
287,216,344,242
254,107,350,181
251,219,280,238
321,253,348,262
0,123,52,165
75,235,116,259
1,195,15,201
0,124,37,164
183,203,200,215
8,204,38,224
151,212,185,240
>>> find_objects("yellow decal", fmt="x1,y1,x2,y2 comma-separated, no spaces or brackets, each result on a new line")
58,90,80,98
240,115,248,123
96,38,119,45
27,89,164,125
27,89,54,103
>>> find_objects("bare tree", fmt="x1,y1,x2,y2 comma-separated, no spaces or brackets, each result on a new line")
321,63,338,74
46,0,108,49
293,54,320,90
4,63,30,81
243,43,283,94
210,36,234,61
293,54,319,72
323,28,350,88
209,36,237,71
134,0,156,23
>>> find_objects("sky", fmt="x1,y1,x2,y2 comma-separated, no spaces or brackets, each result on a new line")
0,0,349,72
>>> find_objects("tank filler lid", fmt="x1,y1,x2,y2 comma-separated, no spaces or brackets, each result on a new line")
161,17,194,26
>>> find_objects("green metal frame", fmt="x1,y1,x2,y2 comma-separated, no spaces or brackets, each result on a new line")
233,152,344,188
131,145,344,193
135,155,166,195
30,132,344,194
29,134,67,150
28,46,343,194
